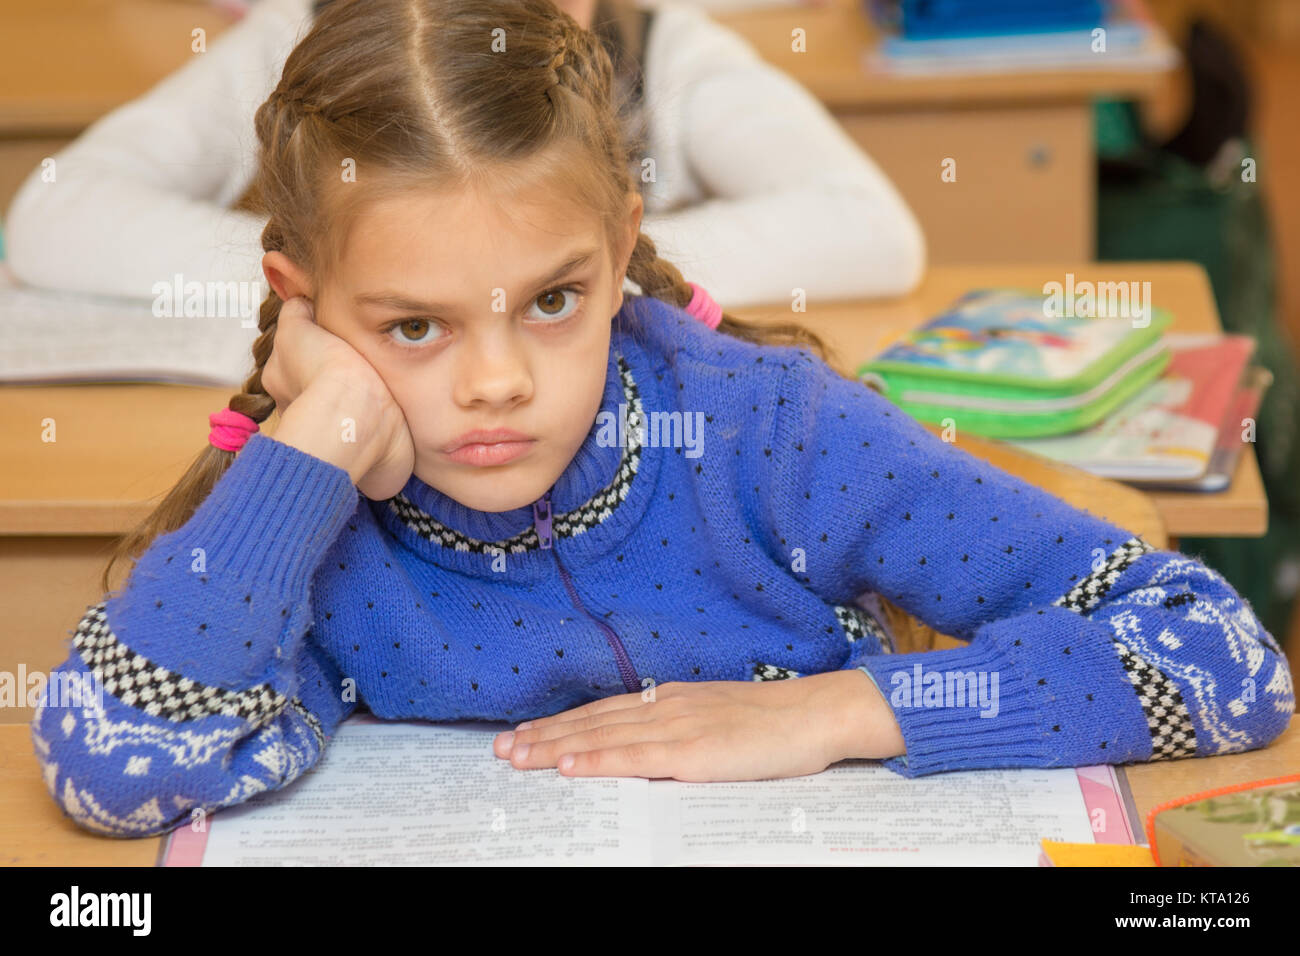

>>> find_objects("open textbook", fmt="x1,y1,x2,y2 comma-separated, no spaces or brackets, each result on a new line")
161,713,1143,866
0,264,257,386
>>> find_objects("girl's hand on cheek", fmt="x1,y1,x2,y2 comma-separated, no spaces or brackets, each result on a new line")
263,296,416,498
492,671,904,781
355,406,417,501
263,297,371,413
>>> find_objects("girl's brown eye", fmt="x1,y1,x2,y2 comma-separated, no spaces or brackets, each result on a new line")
529,287,581,323
386,318,440,347
536,290,566,315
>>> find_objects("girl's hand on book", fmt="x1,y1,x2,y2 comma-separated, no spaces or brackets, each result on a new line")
491,670,905,780
264,296,416,498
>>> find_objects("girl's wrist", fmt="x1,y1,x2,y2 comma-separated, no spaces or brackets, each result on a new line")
272,382,382,484
823,669,906,763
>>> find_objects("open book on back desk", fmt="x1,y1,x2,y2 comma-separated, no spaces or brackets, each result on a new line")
161,713,1143,866
0,264,257,386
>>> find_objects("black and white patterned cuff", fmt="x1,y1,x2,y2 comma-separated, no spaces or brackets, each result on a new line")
70,601,323,747
1052,537,1198,761
1053,537,1156,614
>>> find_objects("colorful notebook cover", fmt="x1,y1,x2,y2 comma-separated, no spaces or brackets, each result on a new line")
1009,334,1255,480
857,287,1172,438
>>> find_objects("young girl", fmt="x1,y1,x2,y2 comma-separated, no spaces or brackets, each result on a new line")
32,0,1292,839
3,0,923,312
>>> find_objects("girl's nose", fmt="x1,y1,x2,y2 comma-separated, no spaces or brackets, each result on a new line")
453,335,533,408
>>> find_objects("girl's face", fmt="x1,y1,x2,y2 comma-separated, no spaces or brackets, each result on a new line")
266,179,643,513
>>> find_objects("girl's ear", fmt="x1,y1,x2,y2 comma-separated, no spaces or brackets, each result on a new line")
611,193,644,316
262,251,314,302
619,192,643,277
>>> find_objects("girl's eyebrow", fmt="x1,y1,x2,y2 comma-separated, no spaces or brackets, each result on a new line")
353,248,599,315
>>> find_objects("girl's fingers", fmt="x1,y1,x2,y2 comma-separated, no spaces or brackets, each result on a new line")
506,719,684,772
501,702,659,754
514,686,662,732
557,741,682,778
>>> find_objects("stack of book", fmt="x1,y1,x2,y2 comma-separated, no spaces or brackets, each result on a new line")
862,0,1178,76
857,288,1269,493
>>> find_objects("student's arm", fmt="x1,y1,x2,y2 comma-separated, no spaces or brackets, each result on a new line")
753,351,1296,777
638,2,926,308
2,0,312,300
30,433,360,837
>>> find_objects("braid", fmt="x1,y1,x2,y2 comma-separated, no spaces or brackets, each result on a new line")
229,273,283,429
626,232,691,308
625,232,836,364
545,20,630,202
546,25,608,112
549,33,568,74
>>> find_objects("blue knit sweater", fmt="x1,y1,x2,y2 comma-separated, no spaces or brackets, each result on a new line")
32,294,1295,837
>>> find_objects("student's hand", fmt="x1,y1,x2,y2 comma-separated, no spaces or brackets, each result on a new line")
263,296,416,498
492,670,905,780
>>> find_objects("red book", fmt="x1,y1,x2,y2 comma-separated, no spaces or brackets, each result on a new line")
1011,334,1256,482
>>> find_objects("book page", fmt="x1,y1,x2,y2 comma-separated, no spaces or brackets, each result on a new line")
184,718,652,866
649,760,1097,866
0,268,257,386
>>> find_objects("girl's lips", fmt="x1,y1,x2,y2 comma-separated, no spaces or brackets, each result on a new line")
444,440,535,467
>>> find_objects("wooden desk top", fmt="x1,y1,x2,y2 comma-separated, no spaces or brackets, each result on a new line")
0,0,234,135
0,262,1266,540
2,717,1294,865
712,0,1179,111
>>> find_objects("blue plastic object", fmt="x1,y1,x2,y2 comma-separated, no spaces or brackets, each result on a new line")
878,0,1105,40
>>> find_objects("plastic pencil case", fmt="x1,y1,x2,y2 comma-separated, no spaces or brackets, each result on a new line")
857,310,1172,439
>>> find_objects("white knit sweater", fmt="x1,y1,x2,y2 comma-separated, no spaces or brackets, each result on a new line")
3,0,925,308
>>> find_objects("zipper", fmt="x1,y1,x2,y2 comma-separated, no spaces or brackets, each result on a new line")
533,491,641,695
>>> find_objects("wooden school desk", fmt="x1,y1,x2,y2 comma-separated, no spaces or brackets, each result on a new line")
0,259,1287,864
713,0,1180,264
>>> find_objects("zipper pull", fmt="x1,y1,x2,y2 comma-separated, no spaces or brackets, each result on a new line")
533,492,553,550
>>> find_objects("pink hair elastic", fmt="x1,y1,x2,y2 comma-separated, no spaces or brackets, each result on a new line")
685,282,722,331
209,407,259,452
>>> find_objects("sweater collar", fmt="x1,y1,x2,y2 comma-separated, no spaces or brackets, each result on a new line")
371,306,665,578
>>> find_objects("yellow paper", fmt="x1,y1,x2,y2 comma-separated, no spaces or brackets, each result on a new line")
1041,840,1156,867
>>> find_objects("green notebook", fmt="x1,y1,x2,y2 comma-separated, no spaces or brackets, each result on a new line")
856,287,1172,438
